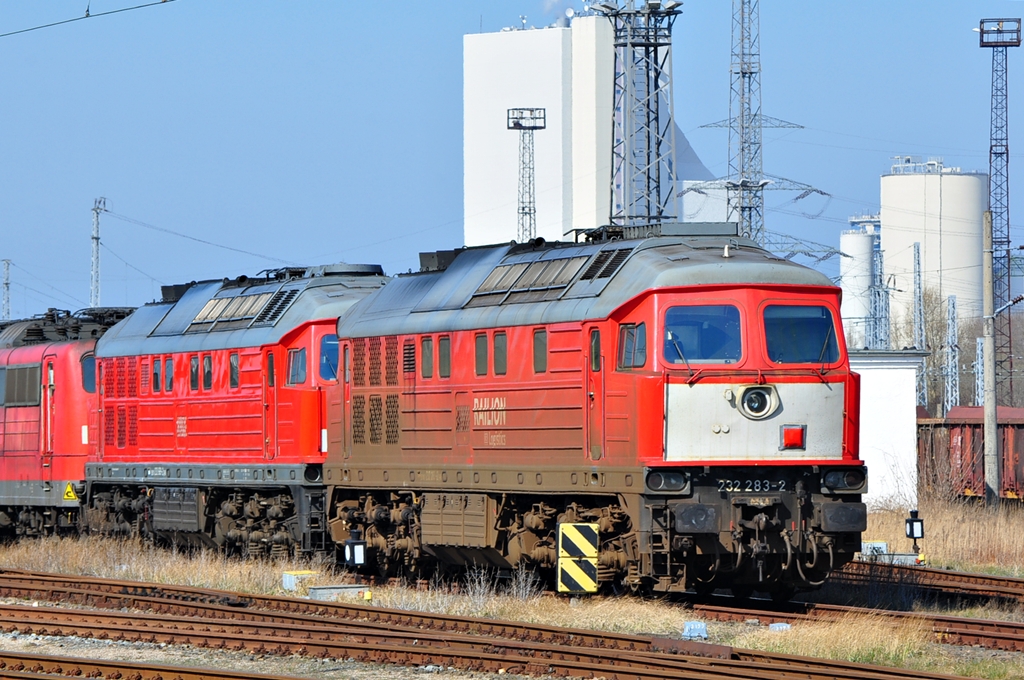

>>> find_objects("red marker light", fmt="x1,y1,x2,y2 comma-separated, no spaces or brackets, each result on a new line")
781,425,806,450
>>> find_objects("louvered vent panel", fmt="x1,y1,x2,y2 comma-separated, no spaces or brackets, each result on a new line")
104,410,115,447
352,339,366,387
385,394,400,445
126,361,137,398
402,343,415,373
579,251,613,280
115,358,126,398
116,405,126,449
597,248,632,278
103,361,115,397
128,406,138,447
140,362,150,392
352,395,366,444
369,337,382,386
251,289,299,326
369,395,383,445
456,405,470,433
385,337,399,386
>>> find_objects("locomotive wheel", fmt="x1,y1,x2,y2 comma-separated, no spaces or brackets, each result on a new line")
770,585,796,603
730,585,754,600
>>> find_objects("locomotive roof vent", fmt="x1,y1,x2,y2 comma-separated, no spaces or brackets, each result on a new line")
419,249,463,273
584,221,739,242
307,263,384,278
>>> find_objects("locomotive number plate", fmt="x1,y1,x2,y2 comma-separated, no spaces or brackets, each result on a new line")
717,479,786,493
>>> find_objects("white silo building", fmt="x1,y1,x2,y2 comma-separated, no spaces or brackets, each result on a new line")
839,218,878,350
880,157,988,326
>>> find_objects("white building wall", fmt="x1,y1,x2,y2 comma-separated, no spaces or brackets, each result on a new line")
681,181,728,222
464,27,573,246
849,351,926,509
570,16,613,234
880,169,988,324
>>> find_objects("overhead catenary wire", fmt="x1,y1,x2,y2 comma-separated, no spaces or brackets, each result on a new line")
0,0,177,40
101,210,297,266
9,262,88,308
100,242,165,285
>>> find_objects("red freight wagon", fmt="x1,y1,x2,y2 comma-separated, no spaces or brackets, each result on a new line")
89,265,385,556
0,309,130,535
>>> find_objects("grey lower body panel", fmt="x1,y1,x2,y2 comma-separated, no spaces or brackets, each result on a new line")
0,479,81,508
86,463,316,486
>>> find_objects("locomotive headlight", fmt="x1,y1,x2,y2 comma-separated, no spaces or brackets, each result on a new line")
822,468,866,492
646,470,689,493
737,386,779,420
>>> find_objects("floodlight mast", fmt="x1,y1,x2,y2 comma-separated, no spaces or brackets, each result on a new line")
596,1,681,228
980,18,1021,405
507,108,547,243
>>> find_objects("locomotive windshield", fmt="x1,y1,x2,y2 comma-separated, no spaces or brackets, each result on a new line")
663,305,741,364
764,305,839,364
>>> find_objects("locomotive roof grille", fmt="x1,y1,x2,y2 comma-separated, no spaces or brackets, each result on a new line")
185,291,278,333
465,250,627,309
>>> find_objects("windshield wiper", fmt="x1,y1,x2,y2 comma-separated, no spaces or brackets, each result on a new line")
816,324,835,375
667,330,694,378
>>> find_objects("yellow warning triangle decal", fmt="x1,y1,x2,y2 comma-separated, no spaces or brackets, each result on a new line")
62,483,78,502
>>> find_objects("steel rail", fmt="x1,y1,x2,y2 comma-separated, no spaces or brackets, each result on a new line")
835,561,1024,601
0,649,299,680
0,601,966,680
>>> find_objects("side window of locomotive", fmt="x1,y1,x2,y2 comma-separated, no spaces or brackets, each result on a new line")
202,355,213,390
475,334,488,376
493,332,507,376
343,347,350,384
229,353,240,389
81,355,96,393
763,305,839,364
190,356,199,391
590,330,601,372
152,358,161,393
267,353,275,387
319,334,339,381
287,348,307,385
5,365,41,407
0,367,5,404
617,322,647,369
533,329,547,373
664,305,741,364
421,337,433,379
164,358,174,393
438,336,451,379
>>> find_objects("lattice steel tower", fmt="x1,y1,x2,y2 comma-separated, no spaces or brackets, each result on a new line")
507,108,546,242
1,259,9,321
90,197,106,308
945,295,960,415
597,0,681,227
980,19,1021,403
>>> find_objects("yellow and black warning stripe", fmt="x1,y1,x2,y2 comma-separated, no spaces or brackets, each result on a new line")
557,522,599,593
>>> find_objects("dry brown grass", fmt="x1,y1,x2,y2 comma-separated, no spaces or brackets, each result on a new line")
866,501,1024,576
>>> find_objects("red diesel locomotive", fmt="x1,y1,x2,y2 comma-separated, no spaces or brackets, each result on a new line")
325,224,866,596
0,308,130,536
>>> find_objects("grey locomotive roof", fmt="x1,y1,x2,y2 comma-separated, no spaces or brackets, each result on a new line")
98,267,386,358
336,236,834,339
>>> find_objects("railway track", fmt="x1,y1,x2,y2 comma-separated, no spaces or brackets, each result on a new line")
0,568,969,680
834,560,1024,601
0,649,300,680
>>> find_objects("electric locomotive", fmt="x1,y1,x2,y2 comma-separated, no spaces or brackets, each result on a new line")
87,264,386,555
0,308,131,536
326,223,865,596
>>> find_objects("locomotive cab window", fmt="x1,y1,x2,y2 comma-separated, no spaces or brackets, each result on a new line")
267,353,275,386
533,329,547,373
764,305,839,364
229,353,239,389
0,367,5,404
618,322,647,369
438,336,451,378
664,305,741,364
493,332,507,376
164,358,173,393
81,354,97,393
152,358,161,393
189,356,199,391
202,355,213,390
421,337,433,379
590,330,601,372
5,365,41,407
475,334,488,376
287,348,307,385
320,334,339,381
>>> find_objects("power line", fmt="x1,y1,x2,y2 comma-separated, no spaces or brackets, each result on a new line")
0,0,177,40
9,262,88,307
101,242,165,284
102,210,296,265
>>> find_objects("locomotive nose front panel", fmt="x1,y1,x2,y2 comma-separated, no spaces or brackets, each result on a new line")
664,382,844,461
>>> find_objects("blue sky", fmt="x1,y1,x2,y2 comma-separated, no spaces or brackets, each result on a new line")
0,1,1020,316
